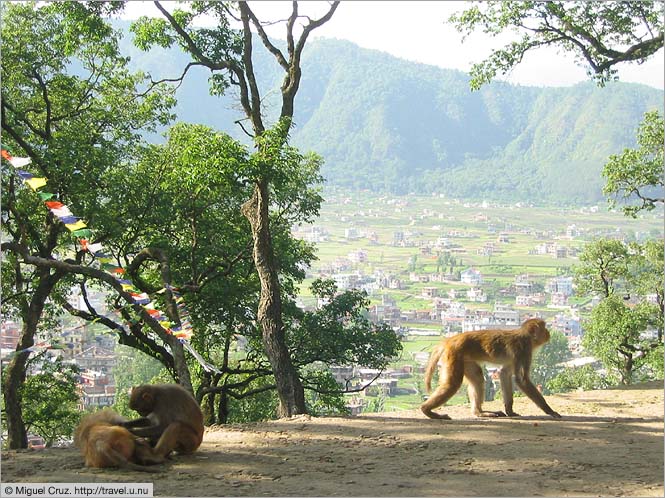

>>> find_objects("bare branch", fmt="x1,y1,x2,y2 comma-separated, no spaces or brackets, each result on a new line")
243,5,289,70
303,369,385,395
234,118,255,139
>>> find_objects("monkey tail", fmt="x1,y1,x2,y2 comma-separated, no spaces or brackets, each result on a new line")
424,341,447,393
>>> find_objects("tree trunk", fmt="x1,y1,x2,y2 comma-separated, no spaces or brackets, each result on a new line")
623,354,634,385
3,353,29,449
241,180,306,417
167,336,193,394
218,391,229,424
2,268,63,449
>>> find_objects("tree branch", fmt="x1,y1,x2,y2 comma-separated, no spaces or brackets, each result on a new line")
3,242,175,345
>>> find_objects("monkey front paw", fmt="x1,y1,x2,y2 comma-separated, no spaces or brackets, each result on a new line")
421,408,451,420
430,413,452,420
505,411,520,417
475,410,506,418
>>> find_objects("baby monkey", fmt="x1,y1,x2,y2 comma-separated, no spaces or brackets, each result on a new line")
421,318,561,420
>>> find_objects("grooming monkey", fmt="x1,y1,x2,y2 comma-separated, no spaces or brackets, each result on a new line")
421,318,561,419
74,409,164,472
121,383,204,459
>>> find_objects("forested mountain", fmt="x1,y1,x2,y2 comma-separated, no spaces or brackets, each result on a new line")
117,23,663,204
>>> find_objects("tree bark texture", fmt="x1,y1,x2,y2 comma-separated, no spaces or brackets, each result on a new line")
2,268,63,449
241,180,306,417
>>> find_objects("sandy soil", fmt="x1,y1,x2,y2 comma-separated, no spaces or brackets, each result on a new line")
2,381,663,497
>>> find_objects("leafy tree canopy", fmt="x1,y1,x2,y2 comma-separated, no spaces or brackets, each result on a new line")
450,1,664,89
0,0,175,448
582,296,661,384
547,364,614,393
574,239,630,298
19,357,81,446
603,110,664,217
531,330,572,393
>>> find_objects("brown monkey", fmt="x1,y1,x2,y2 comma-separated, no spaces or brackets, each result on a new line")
74,409,164,472
421,318,561,420
121,383,204,459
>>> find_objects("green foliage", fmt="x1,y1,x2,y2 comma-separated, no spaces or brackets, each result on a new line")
302,369,348,416
574,236,663,387
289,280,403,370
19,357,81,446
574,239,630,298
112,346,169,418
603,110,665,217
92,122,259,372
365,393,386,413
226,375,280,424
531,330,572,394
1,1,175,318
582,296,662,384
129,2,242,97
626,240,665,305
547,364,614,393
255,120,325,227
449,1,665,89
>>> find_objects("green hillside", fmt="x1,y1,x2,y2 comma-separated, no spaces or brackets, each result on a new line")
116,23,663,204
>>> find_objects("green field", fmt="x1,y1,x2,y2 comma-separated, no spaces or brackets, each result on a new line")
297,190,663,412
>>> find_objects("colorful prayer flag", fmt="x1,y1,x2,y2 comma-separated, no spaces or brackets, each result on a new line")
58,215,79,224
25,177,48,190
1,149,32,168
72,228,93,238
17,170,33,179
86,242,104,253
5,142,201,365
65,220,87,231
51,207,73,217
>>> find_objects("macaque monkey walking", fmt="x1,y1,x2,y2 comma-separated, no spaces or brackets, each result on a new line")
421,318,561,420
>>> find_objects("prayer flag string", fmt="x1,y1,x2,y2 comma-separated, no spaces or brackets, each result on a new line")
2,149,220,373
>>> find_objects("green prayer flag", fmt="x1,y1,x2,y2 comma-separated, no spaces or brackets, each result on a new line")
72,228,93,238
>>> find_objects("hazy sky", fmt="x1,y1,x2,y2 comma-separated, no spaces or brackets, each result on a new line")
121,1,664,89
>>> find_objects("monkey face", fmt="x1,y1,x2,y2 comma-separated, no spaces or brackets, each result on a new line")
129,387,154,416
527,319,550,346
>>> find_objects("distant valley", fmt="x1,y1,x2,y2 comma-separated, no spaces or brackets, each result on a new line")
117,22,663,204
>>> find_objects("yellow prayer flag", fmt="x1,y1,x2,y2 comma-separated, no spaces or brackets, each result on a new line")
25,177,47,191
65,220,87,231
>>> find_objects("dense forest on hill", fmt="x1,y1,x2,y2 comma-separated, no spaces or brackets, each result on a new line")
116,22,662,204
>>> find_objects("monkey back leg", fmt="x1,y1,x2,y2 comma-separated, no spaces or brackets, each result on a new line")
420,357,464,419
499,366,519,416
464,361,505,417
154,422,202,458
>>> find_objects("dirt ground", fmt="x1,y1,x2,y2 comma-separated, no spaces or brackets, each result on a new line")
2,381,663,497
